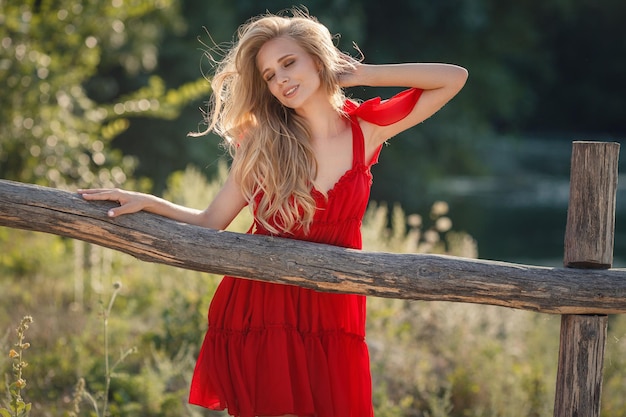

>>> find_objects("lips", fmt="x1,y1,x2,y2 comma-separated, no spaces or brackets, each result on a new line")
284,85,299,98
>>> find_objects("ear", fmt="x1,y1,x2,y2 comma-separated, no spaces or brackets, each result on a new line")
315,57,324,73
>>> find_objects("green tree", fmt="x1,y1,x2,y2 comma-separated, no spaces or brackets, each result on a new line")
107,0,240,192
0,0,210,189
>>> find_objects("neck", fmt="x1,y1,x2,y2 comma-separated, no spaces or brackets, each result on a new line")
297,100,344,142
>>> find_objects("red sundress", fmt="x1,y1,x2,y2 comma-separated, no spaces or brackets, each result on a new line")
189,88,423,417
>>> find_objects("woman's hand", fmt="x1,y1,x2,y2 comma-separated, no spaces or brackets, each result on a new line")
77,188,155,218
336,48,365,89
337,60,362,88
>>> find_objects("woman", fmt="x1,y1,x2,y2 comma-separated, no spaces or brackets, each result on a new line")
79,8,467,417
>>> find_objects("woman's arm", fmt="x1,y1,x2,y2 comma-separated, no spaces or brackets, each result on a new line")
342,63,468,145
78,172,247,230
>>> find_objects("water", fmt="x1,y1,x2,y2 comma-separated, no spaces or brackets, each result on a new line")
421,139,626,267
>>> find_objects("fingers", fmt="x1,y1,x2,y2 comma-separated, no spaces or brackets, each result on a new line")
107,200,143,218
77,188,140,218
77,188,121,200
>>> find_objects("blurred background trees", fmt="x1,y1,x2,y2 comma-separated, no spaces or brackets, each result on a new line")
3,0,624,191
0,0,209,190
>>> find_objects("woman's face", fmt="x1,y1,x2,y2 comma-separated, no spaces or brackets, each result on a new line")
256,36,322,110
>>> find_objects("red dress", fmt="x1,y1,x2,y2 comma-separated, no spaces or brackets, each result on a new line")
189,88,423,417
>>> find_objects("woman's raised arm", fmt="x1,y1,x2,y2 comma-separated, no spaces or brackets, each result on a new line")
342,62,468,144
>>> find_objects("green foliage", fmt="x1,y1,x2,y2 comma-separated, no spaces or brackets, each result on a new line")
602,316,626,416
367,298,559,417
362,200,477,258
0,0,211,189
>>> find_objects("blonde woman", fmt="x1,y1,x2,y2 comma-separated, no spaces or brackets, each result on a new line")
79,8,467,417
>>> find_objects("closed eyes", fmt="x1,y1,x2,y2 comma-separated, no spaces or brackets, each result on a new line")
263,59,296,82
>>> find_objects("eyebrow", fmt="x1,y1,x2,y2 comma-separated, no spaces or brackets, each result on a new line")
260,54,295,78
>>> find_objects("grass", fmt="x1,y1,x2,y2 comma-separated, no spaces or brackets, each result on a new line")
1,316,33,417
1,165,626,416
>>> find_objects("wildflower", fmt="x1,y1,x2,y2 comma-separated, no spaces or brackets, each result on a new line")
431,200,449,217
424,229,440,243
16,316,33,336
0,316,33,417
407,214,422,228
435,216,453,233
70,378,86,415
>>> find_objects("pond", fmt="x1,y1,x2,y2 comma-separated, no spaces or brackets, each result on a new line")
418,139,625,267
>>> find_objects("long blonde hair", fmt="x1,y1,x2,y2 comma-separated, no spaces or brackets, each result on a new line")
198,9,358,234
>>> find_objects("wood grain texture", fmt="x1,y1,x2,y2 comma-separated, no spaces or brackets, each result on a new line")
564,141,620,268
1,179,625,315
554,141,619,417
554,315,608,417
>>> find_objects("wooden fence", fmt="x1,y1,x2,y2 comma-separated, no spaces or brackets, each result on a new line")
0,141,623,416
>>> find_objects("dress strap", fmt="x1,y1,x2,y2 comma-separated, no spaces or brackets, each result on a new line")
347,115,382,167
349,116,366,167
344,88,424,167
344,88,423,126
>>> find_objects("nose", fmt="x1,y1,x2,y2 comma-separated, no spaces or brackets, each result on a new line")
278,72,289,84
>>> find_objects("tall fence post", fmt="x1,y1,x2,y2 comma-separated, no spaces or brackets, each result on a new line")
554,141,620,417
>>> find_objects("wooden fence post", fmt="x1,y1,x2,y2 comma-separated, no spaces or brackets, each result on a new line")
554,141,620,417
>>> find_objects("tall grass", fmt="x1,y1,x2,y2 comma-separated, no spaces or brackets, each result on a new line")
1,164,626,416
1,316,33,417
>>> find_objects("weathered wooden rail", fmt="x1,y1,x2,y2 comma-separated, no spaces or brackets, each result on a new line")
0,141,621,416
0,174,624,314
